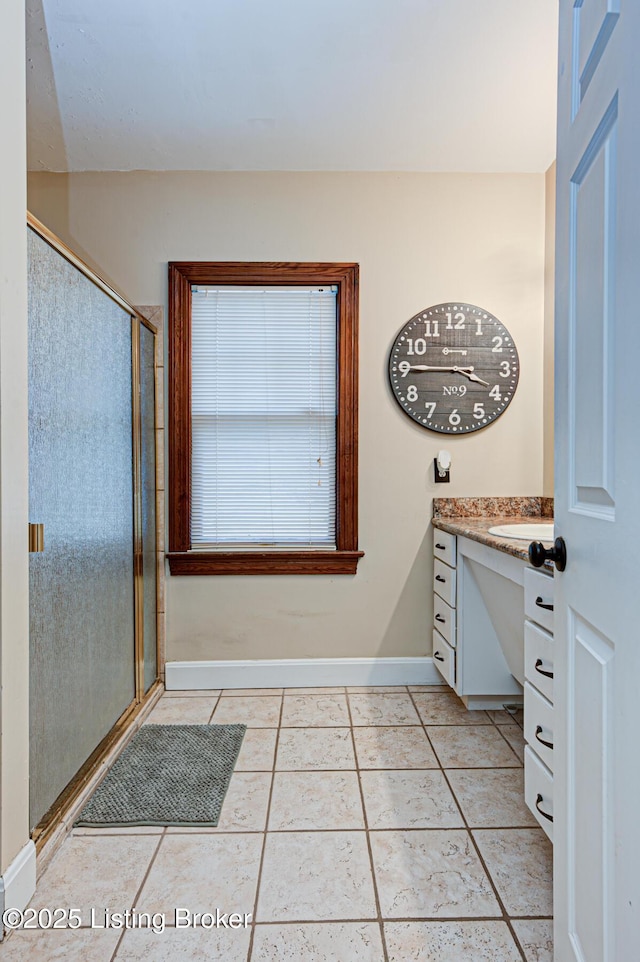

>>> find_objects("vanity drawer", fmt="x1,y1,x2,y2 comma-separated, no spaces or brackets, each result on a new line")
433,558,456,607
432,629,455,687
433,529,457,568
434,595,456,648
525,745,554,842
524,620,554,703
524,681,555,772
524,567,555,634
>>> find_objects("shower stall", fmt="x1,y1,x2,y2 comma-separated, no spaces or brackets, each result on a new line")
27,215,161,839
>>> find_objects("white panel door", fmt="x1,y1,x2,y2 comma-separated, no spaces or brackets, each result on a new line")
555,2,640,960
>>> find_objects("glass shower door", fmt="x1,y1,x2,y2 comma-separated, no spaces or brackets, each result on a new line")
28,227,136,831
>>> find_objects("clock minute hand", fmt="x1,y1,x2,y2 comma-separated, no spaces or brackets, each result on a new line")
407,365,456,372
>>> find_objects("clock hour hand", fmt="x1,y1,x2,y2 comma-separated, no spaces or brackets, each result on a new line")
455,368,490,387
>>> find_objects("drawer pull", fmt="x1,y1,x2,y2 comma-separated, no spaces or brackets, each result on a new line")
535,658,554,679
435,574,446,583
435,614,446,624
435,543,446,550
535,596,554,612
434,651,445,662
535,725,554,750
535,793,554,823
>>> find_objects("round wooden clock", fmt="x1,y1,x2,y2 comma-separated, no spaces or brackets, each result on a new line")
388,302,519,434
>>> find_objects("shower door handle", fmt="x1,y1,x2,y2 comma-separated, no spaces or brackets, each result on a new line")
29,523,45,553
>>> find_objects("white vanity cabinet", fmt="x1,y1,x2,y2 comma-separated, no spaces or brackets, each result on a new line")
523,567,555,841
432,528,523,707
432,531,458,686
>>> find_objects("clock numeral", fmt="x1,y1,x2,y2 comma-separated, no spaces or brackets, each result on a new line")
424,320,440,338
445,312,465,330
492,336,503,352
473,403,485,419
499,361,511,378
448,409,461,426
489,385,502,401
406,385,418,402
407,337,427,355
425,402,437,418
398,360,410,378
475,319,483,336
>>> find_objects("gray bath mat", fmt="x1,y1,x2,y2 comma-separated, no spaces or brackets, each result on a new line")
75,724,246,827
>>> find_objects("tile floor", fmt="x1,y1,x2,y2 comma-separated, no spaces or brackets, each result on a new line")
3,685,553,961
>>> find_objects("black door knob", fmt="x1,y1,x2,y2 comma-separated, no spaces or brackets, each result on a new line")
528,536,567,572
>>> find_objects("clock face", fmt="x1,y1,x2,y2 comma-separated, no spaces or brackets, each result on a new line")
388,303,519,434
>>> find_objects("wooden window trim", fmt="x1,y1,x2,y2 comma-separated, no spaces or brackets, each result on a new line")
167,261,363,575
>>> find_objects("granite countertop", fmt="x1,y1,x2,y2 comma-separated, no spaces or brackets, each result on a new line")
432,497,554,567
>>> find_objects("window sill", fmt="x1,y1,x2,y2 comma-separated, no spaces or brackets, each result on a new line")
167,550,364,576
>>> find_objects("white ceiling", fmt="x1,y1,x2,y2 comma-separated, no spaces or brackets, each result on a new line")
26,0,559,173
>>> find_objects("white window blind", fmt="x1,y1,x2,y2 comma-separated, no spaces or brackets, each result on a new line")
191,285,337,547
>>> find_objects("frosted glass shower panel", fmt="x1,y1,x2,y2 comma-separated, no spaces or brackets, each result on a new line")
28,227,135,830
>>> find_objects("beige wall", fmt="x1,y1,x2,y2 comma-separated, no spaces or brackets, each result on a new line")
543,162,556,497
1,0,30,872
28,170,546,663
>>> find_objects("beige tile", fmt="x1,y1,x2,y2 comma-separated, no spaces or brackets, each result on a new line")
348,694,420,726
116,925,251,960
29,835,159,924
276,728,356,770
284,687,345,694
211,696,282,728
252,922,385,960
155,490,165,548
499,724,526,763
0,929,121,961
511,919,554,962
384,921,522,961
235,728,278,771
412,692,490,726
353,726,439,770
257,831,376,921
473,829,553,916
144,696,216,725
446,769,537,828
155,435,165,495
427,726,522,768
155,367,165,430
222,688,283,696
487,708,524,726
72,826,163,836
162,689,221,697
268,771,364,830
347,686,408,693
281,694,349,727
167,772,271,833
156,612,166,666
137,833,262,916
408,685,452,692
360,770,463,829
156,555,166,612
370,829,500,918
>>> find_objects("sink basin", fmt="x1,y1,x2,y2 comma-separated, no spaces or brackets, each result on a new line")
488,523,554,542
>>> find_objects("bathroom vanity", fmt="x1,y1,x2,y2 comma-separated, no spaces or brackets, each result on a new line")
431,497,555,839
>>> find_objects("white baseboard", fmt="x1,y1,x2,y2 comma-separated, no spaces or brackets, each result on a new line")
0,839,36,936
165,656,441,690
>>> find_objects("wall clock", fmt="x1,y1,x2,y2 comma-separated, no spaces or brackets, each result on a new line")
388,302,519,434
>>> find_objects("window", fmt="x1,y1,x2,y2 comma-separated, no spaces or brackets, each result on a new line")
167,262,362,574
